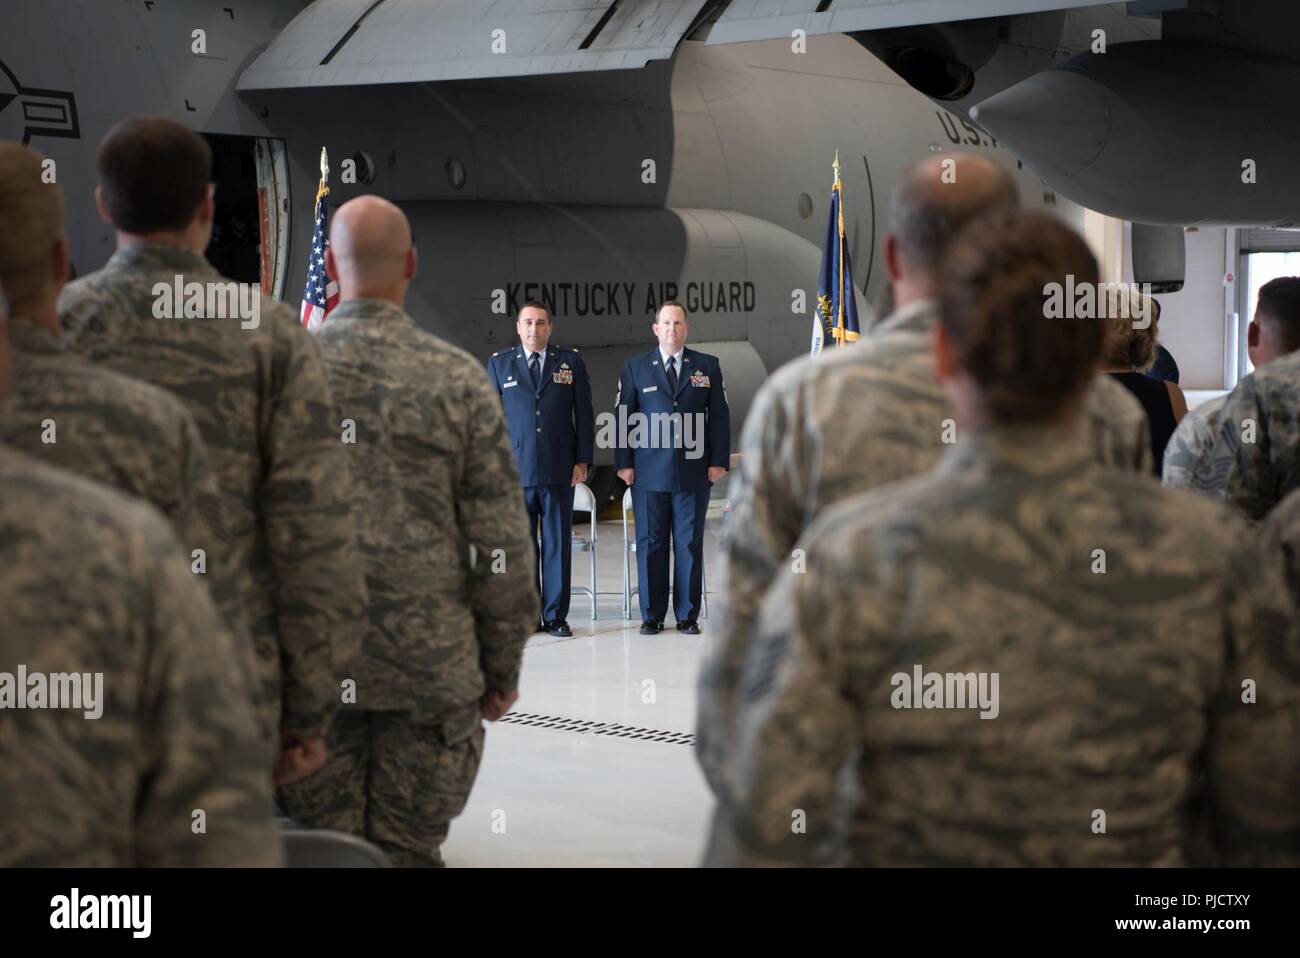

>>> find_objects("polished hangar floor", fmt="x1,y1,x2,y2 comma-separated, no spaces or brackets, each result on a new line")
441,510,724,867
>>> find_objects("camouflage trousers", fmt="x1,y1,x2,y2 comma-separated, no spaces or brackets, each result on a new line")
277,705,484,867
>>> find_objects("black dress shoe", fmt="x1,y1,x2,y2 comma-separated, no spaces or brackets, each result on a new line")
546,620,572,637
639,620,660,635
676,620,701,635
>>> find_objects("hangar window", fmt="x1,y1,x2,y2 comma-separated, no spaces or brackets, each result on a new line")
1238,228,1300,377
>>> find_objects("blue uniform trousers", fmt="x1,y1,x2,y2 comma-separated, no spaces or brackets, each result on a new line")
632,486,709,624
525,483,573,624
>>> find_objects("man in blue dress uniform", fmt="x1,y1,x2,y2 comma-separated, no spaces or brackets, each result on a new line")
487,301,596,636
615,301,730,635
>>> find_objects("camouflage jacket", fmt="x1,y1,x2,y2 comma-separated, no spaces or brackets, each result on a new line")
1201,350,1300,519
705,425,1300,867
0,447,279,866
1,317,253,679
312,298,537,715
59,242,367,738
1162,394,1228,490
698,299,1153,793
1264,487,1300,608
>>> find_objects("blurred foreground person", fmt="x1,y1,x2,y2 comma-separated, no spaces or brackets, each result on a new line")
698,153,1151,794
0,142,251,665
277,196,537,866
1266,488,1300,609
59,116,367,783
705,211,1300,867
0,280,278,867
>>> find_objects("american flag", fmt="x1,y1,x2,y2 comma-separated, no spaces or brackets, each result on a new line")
300,168,338,331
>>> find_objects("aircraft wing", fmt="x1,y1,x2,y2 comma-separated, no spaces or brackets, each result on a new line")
237,0,713,90
701,0,1120,45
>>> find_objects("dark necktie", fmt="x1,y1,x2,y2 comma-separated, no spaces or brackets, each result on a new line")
666,355,678,393
529,352,541,387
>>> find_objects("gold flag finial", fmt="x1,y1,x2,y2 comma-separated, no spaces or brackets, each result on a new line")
315,148,331,206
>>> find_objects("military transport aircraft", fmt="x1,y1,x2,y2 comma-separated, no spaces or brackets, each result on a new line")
3,0,1296,503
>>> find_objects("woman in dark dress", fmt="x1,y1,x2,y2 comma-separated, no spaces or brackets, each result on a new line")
1102,294,1186,475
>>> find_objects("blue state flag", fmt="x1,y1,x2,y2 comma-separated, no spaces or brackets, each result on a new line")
810,155,861,355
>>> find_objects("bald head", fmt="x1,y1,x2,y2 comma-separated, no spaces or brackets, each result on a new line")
0,142,67,319
326,195,417,305
886,153,1019,305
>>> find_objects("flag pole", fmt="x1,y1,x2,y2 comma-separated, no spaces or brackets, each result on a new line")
317,147,330,206
834,151,844,346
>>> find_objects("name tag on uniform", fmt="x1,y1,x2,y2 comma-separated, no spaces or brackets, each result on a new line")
642,385,658,393
690,372,711,388
503,380,519,389
553,363,574,385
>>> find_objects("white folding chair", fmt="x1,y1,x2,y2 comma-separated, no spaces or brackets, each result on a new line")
621,487,708,620
700,545,708,619
571,482,597,621
621,487,637,619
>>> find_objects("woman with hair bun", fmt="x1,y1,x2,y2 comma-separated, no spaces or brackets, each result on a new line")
1102,292,1187,474
706,209,1300,868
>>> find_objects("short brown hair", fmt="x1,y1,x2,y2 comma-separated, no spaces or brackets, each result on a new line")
97,116,211,233
1257,277,1300,352
655,300,687,321
940,210,1103,425
517,300,551,321
0,143,64,311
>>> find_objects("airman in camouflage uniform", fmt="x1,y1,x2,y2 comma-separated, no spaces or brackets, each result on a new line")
1202,349,1300,520
0,445,278,865
705,210,1300,867
1162,394,1228,490
1166,278,1300,494
0,142,251,680
57,118,366,774
697,156,1152,795
708,427,1300,867
277,196,537,867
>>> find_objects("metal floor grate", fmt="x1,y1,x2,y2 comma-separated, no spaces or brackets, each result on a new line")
498,711,695,747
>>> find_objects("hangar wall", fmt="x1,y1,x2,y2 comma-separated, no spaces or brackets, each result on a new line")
1123,224,1233,394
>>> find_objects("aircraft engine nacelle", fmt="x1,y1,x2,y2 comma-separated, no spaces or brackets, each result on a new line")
970,39,1300,227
